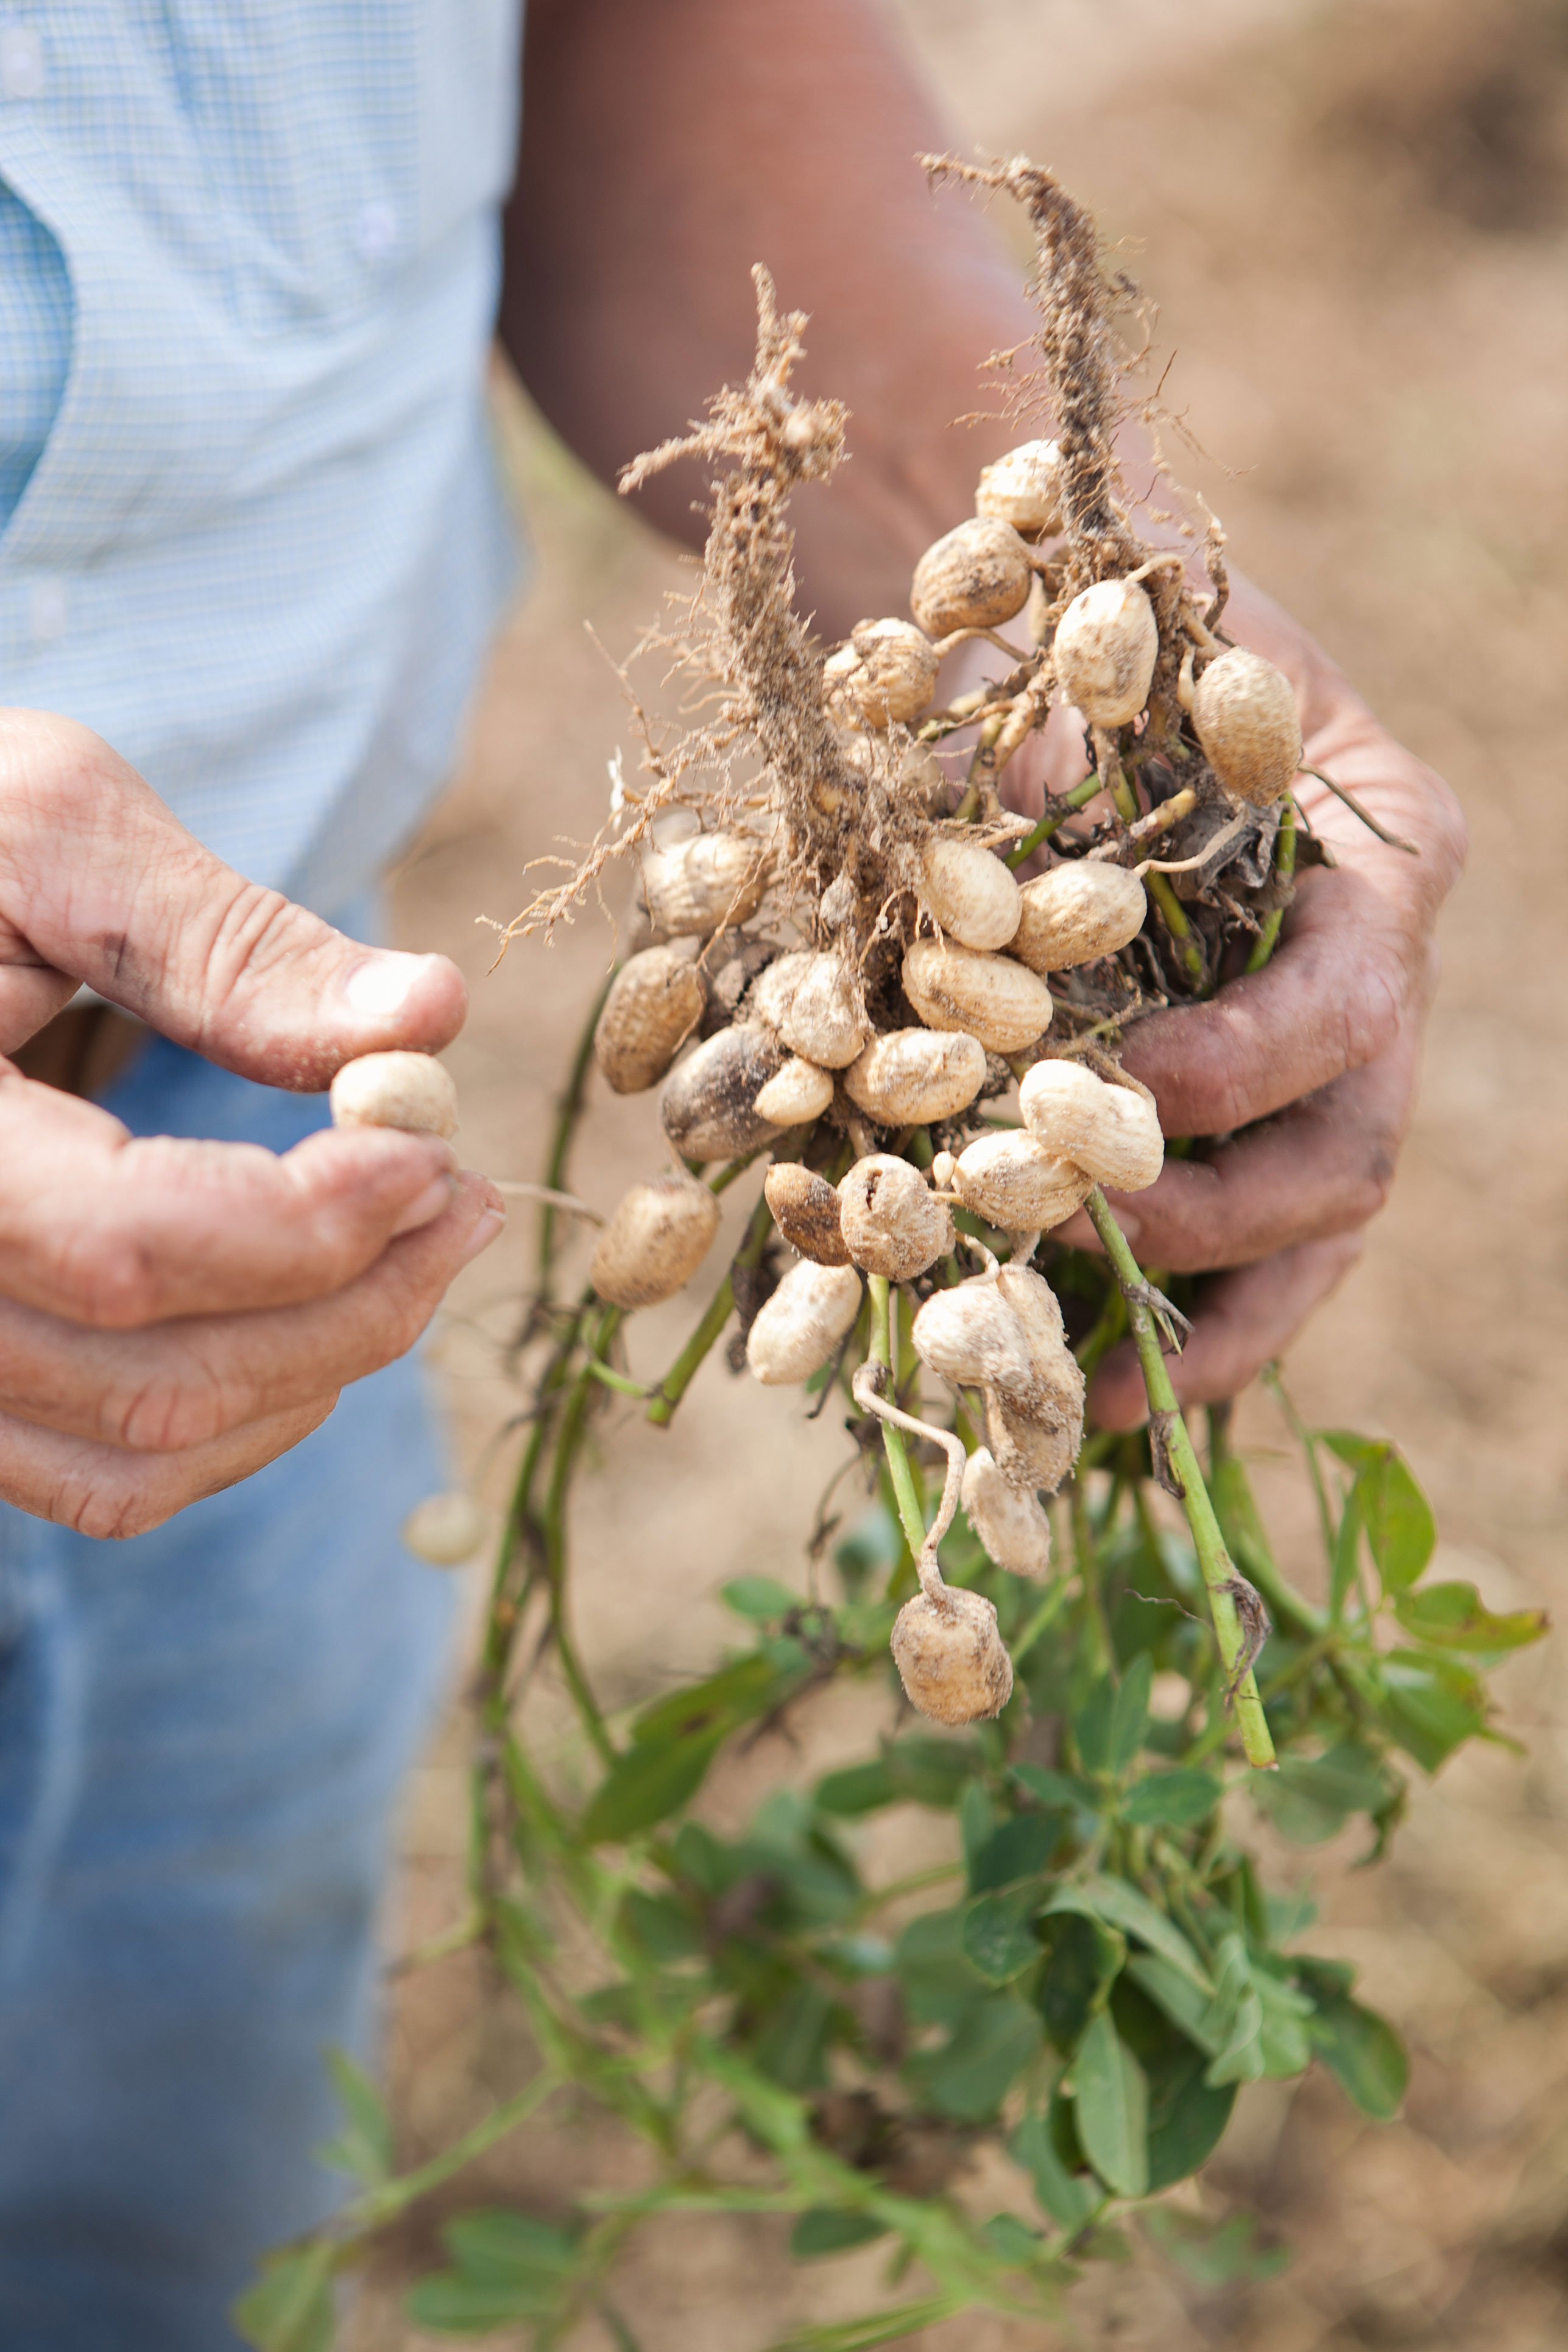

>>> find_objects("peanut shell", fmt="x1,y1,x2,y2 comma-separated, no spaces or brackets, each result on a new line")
401,1489,487,1567
591,1171,722,1308
754,1054,834,1126
660,1026,786,1162
919,836,1022,952
1011,862,1147,974
985,1385,1082,1496
778,950,870,1069
594,944,706,1093
961,1447,1053,1580
824,618,941,727
330,1051,457,1139
764,1164,849,1266
1192,646,1302,807
912,1280,1037,1395
1053,577,1158,729
974,439,1063,535
892,1586,1014,1725
842,1028,987,1126
838,1155,955,1282
902,936,1053,1056
952,1131,1093,1231
1019,1059,1164,1193
746,1259,863,1385
641,830,770,939
911,517,1033,637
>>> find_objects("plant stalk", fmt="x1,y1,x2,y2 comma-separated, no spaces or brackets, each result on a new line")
1245,796,1298,973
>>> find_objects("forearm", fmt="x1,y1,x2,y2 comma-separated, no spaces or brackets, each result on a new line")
501,0,1036,636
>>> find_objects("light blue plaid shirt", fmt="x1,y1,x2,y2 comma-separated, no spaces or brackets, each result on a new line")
0,4,522,917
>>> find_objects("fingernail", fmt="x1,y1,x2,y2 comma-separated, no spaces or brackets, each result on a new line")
391,1172,456,1235
459,1206,506,1265
341,952,428,1019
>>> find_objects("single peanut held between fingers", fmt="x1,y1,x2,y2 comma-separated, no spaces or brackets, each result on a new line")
746,1259,863,1385
1191,645,1303,808
892,1584,1014,1725
1010,862,1147,974
330,1051,458,1139
590,1171,722,1308
1051,576,1159,729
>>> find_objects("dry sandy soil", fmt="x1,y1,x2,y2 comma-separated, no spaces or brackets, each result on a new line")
348,1,1568,2343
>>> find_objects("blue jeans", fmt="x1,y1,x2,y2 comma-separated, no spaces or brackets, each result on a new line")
0,1037,457,2350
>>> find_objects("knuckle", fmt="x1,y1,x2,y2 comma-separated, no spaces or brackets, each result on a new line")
62,1472,173,1542
105,1360,231,1453
49,1227,161,1330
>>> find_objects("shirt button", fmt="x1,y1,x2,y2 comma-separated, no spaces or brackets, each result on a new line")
0,27,45,101
353,200,398,265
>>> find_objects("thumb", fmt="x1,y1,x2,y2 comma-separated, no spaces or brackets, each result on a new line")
0,710,467,1087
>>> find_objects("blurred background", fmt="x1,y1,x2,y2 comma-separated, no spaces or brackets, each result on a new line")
351,1,1568,2342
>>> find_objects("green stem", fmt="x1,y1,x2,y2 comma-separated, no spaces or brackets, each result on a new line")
543,1314,620,1767
866,1275,925,1560
540,974,614,1298
646,1190,774,1428
584,1358,649,1400
1083,1188,1277,1770
1245,796,1298,973
1145,867,1206,986
1004,775,1103,867
342,2072,561,2236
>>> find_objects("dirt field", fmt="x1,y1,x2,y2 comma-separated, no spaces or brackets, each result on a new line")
349,2,1568,2343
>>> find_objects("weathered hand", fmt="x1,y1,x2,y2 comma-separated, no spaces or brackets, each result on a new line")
0,710,503,1536
1002,585,1466,1426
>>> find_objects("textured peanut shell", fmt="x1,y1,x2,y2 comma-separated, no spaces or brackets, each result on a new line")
330,1051,457,1139
764,1163,849,1266
594,945,706,1093
754,1055,834,1126
660,1027,786,1162
778,951,871,1068
401,1489,487,1567
1052,578,1158,729
838,1155,954,1282
952,1131,1093,1231
641,830,770,939
892,1586,1014,1725
590,1171,722,1308
746,1259,863,1385
974,439,1063,535
985,1385,1083,1496
995,1263,1078,1394
912,1280,1037,1394
961,1448,1053,1580
825,618,941,727
1019,1059,1164,1193
1011,862,1147,974
842,1028,987,1126
919,837,1022,952
910,517,1033,637
1192,646,1302,807
902,937,1053,1056
746,948,813,1032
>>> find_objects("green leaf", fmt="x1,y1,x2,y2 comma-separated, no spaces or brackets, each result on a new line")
232,2247,336,2352
1073,1676,1117,1775
958,1781,998,1877
1307,1990,1408,2119
1378,1650,1489,1773
631,1655,782,1747
1252,1961,1315,2078
968,1810,1059,1893
1249,1742,1399,1846
789,2208,889,2259
814,1759,899,1817
1070,2010,1148,2199
894,1907,979,2028
1108,1655,1153,1776
1038,1911,1125,2055
905,1994,1042,2122
1329,1486,1363,1619
752,1980,837,2091
962,1888,1041,1986
1012,1763,1100,1821
768,2298,961,2352
1011,2113,1100,2234
1143,2207,1288,2285
1124,1954,1221,2057
313,2046,392,2186
1046,1875,1209,1989
1123,1769,1223,1829
889,1736,986,1808
722,1576,801,1623
581,1731,722,1845
620,1887,702,1961
1393,1580,1549,1656
1323,1435,1436,1594
1143,2041,1236,2189
982,2211,1048,2268
1210,1455,1282,1592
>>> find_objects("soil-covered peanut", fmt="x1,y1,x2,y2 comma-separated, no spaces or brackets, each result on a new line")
330,1051,458,1139
843,1028,987,1126
838,1155,954,1281
985,1385,1082,1496
824,618,941,727
401,1489,487,1567
594,944,705,1093
754,1054,834,1125
590,1170,722,1308
1019,1058,1164,1192
910,517,1033,637
975,439,1062,535
777,950,870,1068
902,936,1053,1055
952,1131,1093,1231
1011,861,1146,973
746,1259,863,1385
919,836,1022,953
1192,645,1302,807
660,1027,786,1162
961,1447,1052,1580
892,1585,1014,1725
641,830,771,939
1052,576,1158,729
765,1163,849,1265
913,1279,1037,1395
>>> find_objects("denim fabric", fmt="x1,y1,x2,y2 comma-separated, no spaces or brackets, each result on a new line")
0,1037,457,2349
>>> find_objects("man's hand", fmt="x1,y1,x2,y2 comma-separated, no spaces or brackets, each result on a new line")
1022,588,1466,1424
0,710,503,1538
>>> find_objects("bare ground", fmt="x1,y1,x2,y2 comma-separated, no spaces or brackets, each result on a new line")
348,2,1568,2343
